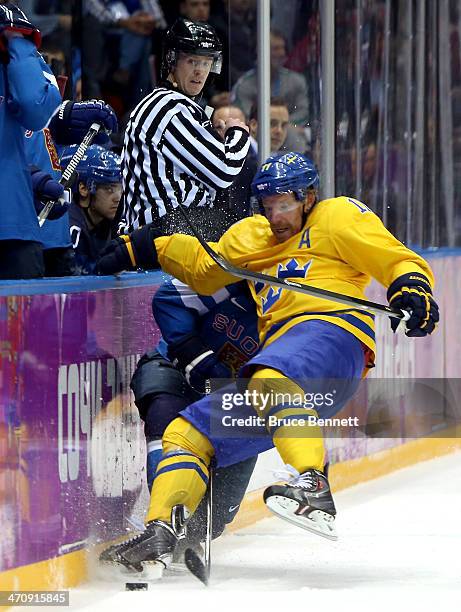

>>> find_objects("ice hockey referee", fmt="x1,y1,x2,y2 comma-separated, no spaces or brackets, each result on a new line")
119,18,250,239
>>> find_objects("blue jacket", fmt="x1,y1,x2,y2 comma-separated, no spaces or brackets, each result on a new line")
0,38,61,242
152,279,259,374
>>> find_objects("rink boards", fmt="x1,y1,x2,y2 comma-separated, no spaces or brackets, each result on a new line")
0,250,459,591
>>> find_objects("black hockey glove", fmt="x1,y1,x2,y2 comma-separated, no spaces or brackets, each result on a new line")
96,223,162,275
387,272,439,337
168,334,232,394
49,100,118,145
0,4,41,55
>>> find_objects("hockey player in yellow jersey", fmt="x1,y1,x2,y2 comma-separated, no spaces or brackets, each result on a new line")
98,152,439,573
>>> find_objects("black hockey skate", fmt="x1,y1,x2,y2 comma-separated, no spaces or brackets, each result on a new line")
263,469,338,541
99,506,188,580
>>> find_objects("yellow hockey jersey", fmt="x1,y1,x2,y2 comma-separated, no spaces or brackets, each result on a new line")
154,196,434,362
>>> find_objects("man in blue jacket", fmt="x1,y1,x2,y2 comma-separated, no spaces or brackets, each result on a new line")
0,3,61,279
0,3,119,279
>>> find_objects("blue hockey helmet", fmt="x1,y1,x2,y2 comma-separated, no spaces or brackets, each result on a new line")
60,145,121,194
251,152,319,205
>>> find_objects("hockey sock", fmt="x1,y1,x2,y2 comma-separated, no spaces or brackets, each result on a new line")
146,417,215,523
248,368,325,473
146,440,163,492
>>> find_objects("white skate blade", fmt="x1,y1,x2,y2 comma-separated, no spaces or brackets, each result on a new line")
265,495,338,541
97,560,164,583
139,561,165,581
165,561,190,574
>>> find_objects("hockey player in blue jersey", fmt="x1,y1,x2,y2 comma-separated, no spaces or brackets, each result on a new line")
26,97,118,276
29,61,118,276
60,144,122,274
125,277,259,553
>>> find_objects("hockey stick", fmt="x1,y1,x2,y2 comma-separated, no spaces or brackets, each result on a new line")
204,463,213,581
184,465,213,586
37,122,102,226
175,203,410,322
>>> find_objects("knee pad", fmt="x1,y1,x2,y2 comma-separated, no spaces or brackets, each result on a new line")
130,350,191,420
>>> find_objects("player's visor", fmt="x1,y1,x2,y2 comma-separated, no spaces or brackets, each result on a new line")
261,199,304,218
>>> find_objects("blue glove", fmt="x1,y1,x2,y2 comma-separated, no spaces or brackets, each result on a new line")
168,334,232,394
49,99,118,145
30,167,69,220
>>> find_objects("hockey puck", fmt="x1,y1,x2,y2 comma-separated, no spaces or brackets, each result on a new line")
125,582,148,591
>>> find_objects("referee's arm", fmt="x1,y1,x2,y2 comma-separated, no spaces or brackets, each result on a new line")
161,106,250,191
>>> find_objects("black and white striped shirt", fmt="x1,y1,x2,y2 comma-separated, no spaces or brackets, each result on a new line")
121,86,250,232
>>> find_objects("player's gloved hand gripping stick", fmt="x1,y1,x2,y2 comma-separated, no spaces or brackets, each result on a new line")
37,122,102,226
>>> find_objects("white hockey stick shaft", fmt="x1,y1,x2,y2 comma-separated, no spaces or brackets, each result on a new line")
37,122,102,227
204,465,212,583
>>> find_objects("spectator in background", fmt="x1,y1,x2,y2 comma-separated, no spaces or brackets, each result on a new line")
62,145,122,274
231,29,309,152
71,46,82,101
0,3,61,279
82,0,166,101
16,0,71,43
180,0,209,22
248,97,290,155
284,9,320,140
111,1,166,102
210,0,256,91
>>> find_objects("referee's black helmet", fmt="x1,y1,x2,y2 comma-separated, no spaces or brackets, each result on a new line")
161,18,222,81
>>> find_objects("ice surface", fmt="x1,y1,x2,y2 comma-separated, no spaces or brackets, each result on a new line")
23,452,461,612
